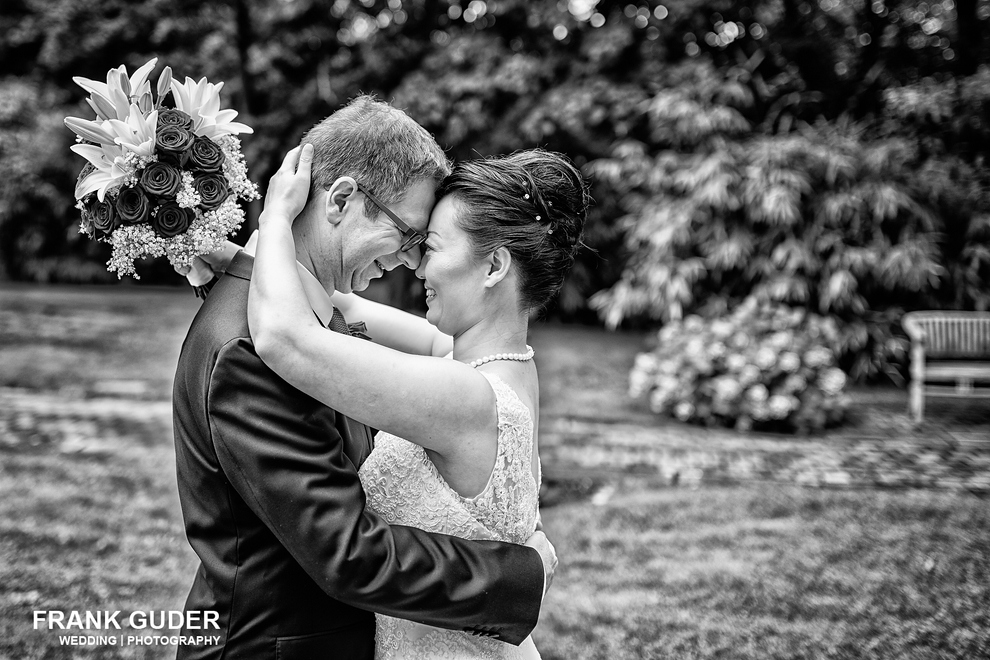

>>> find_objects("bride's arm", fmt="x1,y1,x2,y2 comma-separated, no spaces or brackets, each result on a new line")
330,292,453,357
192,229,452,357
247,145,494,455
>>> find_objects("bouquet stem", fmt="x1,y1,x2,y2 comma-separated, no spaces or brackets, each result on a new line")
185,257,216,287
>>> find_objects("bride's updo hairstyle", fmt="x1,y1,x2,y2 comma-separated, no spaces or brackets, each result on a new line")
436,149,589,313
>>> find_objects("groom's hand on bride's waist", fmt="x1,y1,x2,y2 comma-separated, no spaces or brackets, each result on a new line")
524,530,557,600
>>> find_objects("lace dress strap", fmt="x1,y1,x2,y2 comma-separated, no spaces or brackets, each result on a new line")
463,370,541,544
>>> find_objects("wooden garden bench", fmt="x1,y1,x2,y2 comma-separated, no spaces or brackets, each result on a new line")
902,311,990,423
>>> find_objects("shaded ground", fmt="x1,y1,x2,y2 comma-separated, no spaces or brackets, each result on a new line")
531,315,990,441
529,315,990,498
0,283,195,399
2,283,989,659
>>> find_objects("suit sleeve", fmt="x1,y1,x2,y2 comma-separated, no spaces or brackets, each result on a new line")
207,337,544,644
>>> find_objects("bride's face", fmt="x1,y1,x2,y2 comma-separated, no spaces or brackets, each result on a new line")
415,196,490,335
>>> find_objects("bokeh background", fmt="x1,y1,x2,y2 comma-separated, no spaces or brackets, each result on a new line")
2,1,990,658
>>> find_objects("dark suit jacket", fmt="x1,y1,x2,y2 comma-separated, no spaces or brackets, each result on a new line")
172,252,543,659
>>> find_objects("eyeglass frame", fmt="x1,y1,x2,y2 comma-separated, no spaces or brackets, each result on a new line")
354,182,429,253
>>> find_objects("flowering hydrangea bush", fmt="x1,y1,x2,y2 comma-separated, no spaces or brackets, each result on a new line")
64,58,259,279
630,298,850,433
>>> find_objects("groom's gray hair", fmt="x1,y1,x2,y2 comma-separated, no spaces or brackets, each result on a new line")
301,95,451,217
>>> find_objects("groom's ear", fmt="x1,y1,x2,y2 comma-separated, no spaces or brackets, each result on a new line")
323,177,359,226
484,246,512,288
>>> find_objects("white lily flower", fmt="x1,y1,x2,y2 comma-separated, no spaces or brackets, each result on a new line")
108,104,158,157
170,76,253,139
71,143,130,202
73,58,159,120
64,116,118,146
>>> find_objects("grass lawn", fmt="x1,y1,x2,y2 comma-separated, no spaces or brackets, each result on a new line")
1,401,193,660
2,283,989,659
538,485,989,659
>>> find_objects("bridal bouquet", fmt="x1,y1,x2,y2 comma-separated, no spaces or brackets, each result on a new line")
64,58,259,281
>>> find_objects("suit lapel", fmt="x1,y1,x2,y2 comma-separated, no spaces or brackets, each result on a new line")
228,250,375,468
336,415,374,469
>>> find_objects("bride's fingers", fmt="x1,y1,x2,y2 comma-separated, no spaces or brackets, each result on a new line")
278,145,303,174
262,144,312,221
295,143,314,177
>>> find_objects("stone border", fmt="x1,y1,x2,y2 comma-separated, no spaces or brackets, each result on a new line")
541,418,990,494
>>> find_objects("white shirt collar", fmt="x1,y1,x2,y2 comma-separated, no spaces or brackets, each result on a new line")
243,231,336,327
295,262,336,328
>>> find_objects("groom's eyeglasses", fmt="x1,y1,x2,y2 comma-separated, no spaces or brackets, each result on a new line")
356,183,428,253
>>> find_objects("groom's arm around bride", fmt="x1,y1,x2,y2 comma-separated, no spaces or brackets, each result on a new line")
174,250,547,660
171,97,551,660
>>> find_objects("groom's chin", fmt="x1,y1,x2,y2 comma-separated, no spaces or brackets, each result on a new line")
341,270,368,294
349,276,370,293
352,269,381,293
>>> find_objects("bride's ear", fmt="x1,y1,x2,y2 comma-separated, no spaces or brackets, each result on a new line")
484,247,512,289
323,177,358,225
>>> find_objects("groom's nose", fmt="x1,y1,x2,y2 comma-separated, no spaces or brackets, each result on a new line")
395,244,423,271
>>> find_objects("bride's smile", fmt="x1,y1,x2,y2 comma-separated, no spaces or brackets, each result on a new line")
415,196,493,335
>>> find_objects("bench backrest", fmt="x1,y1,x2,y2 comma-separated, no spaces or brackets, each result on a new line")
903,311,990,358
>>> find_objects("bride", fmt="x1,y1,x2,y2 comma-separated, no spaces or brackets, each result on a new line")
245,144,588,659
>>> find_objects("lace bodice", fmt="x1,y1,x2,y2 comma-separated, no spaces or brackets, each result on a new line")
358,371,542,659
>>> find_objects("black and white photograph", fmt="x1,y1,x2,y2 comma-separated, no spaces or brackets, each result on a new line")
1,1,989,658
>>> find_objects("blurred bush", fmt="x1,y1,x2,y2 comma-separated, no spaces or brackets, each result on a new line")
584,2,990,380
630,298,849,433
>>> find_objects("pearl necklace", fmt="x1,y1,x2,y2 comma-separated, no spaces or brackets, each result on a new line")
468,345,535,369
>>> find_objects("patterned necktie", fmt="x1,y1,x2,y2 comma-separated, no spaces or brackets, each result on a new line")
327,306,351,335
323,305,375,466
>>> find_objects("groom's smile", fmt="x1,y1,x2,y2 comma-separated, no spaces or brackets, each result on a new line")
344,178,436,292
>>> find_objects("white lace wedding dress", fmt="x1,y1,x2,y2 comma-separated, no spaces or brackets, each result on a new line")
358,371,542,660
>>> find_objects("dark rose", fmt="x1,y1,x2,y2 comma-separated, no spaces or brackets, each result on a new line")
194,172,230,210
157,108,194,131
151,202,194,238
89,197,119,237
155,125,195,164
140,162,182,198
115,186,151,224
186,135,225,173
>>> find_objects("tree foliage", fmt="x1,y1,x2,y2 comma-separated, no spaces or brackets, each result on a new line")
583,1,990,380
1,0,988,336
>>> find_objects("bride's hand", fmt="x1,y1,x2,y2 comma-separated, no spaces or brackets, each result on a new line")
524,530,558,598
261,143,314,223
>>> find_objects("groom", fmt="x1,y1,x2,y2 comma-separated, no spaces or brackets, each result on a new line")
172,96,553,659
